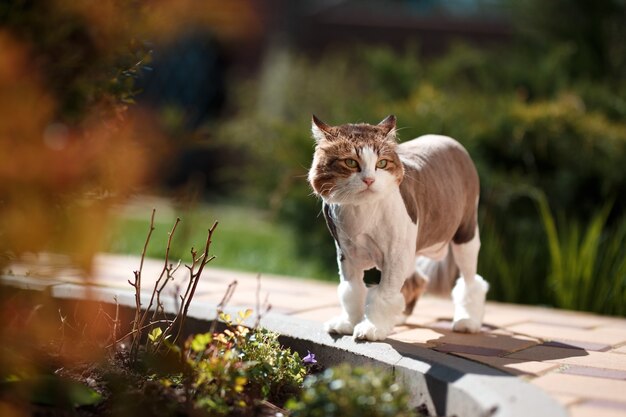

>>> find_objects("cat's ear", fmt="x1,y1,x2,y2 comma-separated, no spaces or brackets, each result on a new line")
312,115,333,142
378,115,397,137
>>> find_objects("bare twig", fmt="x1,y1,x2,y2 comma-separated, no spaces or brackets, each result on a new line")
134,217,180,348
119,212,222,359
129,209,155,358
155,222,218,352
173,221,218,345
218,280,237,312
152,259,182,322
254,274,272,329
113,296,120,347
208,280,238,335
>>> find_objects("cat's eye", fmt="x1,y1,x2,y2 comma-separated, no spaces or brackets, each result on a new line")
376,159,389,169
344,158,359,168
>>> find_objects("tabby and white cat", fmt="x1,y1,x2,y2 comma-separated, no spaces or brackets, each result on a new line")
308,115,489,341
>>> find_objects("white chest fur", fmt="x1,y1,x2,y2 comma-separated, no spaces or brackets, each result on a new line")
330,187,418,272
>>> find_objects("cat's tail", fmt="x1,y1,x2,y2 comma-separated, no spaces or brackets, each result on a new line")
417,250,460,296
401,249,459,317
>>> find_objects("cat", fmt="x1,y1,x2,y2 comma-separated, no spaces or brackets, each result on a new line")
308,115,489,341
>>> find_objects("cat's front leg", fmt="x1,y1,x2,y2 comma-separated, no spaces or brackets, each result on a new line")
325,258,367,336
353,260,410,341
353,286,404,341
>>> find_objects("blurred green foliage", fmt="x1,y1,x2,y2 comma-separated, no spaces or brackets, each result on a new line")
535,192,626,315
107,204,333,280
0,0,149,123
285,364,419,417
216,2,626,315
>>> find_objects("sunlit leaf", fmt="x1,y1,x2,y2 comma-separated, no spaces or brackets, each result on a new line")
190,333,212,352
148,327,163,343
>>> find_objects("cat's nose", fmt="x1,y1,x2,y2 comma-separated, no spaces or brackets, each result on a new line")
362,177,375,187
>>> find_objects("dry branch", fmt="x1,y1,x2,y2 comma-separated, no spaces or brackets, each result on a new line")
129,208,155,357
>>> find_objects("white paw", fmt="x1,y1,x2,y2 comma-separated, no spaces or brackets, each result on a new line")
324,315,355,335
353,319,391,341
452,318,481,333
452,275,489,334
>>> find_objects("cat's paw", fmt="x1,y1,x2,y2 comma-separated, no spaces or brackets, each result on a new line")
353,319,391,341
324,315,355,335
452,317,481,333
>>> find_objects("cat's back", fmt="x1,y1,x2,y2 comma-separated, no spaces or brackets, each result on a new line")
397,134,479,249
398,134,472,169
398,134,477,186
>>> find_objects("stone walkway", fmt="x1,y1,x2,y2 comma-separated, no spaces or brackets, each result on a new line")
8,253,626,417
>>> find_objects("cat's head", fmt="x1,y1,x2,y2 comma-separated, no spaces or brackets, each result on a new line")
308,115,404,204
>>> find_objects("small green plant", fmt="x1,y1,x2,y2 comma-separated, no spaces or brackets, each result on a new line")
534,191,626,315
286,364,419,417
160,308,307,415
183,330,250,415
239,326,307,399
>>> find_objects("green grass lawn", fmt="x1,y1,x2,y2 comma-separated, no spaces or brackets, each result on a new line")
106,202,334,281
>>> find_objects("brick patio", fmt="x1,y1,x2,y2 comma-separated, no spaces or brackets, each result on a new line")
8,253,626,417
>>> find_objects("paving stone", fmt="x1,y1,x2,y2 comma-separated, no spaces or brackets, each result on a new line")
599,318,626,329
507,322,626,346
544,339,612,352
531,373,626,402
482,302,573,328
551,393,582,407
561,365,626,380
580,400,626,413
400,314,439,327
481,308,528,328
569,399,626,417
484,302,577,320
195,290,304,315
420,326,539,353
487,303,616,330
389,327,445,346
435,344,507,357
527,314,614,329
592,325,626,344
412,298,455,320
390,324,537,352
507,345,626,371
429,319,499,333
456,353,559,376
